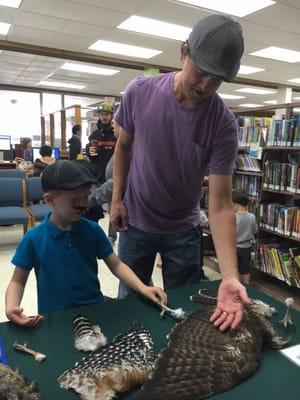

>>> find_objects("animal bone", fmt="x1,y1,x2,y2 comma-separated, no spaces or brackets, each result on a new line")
159,302,187,320
13,342,46,362
279,297,294,328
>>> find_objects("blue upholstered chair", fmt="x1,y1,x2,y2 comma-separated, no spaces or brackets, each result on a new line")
0,169,26,179
0,178,30,233
25,177,50,224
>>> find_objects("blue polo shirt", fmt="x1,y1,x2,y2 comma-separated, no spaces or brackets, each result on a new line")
12,214,113,314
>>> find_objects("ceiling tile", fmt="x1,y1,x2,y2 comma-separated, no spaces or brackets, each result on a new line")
71,5,128,27
70,0,149,14
61,21,109,39
21,0,82,19
14,11,67,32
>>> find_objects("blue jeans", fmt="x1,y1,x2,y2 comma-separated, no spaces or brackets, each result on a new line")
118,224,204,298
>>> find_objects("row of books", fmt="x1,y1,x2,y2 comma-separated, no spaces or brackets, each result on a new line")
255,241,300,287
236,154,261,172
236,117,270,148
263,161,300,193
259,203,300,239
266,116,300,147
248,201,260,221
233,175,260,198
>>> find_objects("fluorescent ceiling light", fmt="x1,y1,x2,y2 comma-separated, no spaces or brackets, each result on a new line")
118,15,192,41
250,46,300,63
288,78,300,84
239,103,263,108
293,108,300,113
236,87,276,95
0,0,22,8
38,80,85,90
61,62,119,76
89,40,161,59
0,22,11,35
218,93,245,100
263,100,278,104
293,96,300,100
238,65,265,75
174,0,275,17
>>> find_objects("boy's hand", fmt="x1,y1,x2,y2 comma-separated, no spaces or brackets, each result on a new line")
6,306,44,327
142,286,167,305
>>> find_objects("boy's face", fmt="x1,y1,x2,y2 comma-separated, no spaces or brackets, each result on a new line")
44,185,91,222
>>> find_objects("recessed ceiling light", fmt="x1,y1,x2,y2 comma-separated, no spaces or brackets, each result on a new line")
61,62,119,76
173,0,276,17
238,65,265,75
263,100,278,104
38,80,85,90
118,15,192,41
218,93,245,100
288,78,300,84
0,0,22,8
250,46,300,63
236,88,276,95
89,40,162,59
239,103,263,108
120,91,125,95
0,22,11,35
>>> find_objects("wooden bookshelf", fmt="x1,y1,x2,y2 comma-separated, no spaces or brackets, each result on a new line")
259,226,300,243
262,188,297,196
234,104,300,294
235,170,263,176
264,146,300,151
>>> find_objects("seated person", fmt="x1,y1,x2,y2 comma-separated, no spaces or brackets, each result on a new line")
33,145,55,176
5,161,167,326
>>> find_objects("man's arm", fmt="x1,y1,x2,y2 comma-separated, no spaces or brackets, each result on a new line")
209,175,238,279
208,175,250,331
110,121,133,231
5,267,44,326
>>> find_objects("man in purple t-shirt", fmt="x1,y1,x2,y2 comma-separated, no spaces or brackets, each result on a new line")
111,14,250,331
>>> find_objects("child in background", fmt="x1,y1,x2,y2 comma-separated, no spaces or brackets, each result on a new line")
232,191,257,285
5,161,167,326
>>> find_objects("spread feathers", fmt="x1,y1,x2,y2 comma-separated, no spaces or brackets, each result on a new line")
58,323,156,400
132,290,289,400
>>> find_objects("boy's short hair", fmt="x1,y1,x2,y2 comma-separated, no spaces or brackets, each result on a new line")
72,125,81,135
232,191,249,206
41,160,97,192
40,145,52,157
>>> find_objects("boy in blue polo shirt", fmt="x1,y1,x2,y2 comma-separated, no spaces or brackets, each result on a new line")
5,161,167,326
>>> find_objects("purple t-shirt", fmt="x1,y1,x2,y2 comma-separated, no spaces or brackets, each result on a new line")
115,72,238,234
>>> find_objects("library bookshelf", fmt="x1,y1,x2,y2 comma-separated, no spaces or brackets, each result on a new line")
234,103,300,295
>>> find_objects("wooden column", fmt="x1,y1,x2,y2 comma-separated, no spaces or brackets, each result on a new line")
50,114,55,148
40,116,45,145
74,105,81,125
61,110,66,150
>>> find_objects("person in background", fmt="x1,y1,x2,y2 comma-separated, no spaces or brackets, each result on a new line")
87,103,116,183
111,14,251,331
68,125,82,161
22,138,33,162
88,119,118,244
33,145,55,176
232,191,257,285
5,161,167,326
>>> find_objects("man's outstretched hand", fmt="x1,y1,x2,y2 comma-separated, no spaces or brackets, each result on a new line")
210,277,251,332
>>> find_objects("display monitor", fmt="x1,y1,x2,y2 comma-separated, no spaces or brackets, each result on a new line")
0,135,11,150
32,147,60,161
